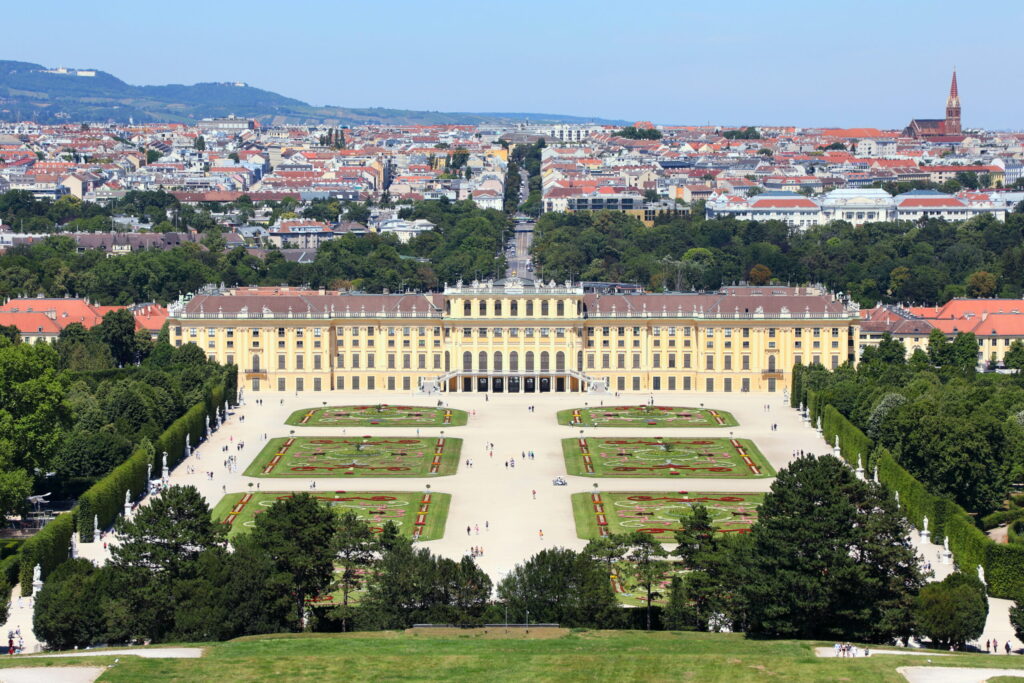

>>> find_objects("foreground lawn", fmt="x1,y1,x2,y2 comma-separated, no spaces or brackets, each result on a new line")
562,436,772,477
558,405,738,428
286,405,468,427
245,436,461,477
5,631,1023,682
212,491,450,541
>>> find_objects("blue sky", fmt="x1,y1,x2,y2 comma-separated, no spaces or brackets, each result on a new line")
5,0,1021,129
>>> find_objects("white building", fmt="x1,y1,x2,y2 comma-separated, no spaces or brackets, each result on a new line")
819,188,894,226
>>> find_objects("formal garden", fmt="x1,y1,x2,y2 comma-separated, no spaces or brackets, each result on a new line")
571,491,763,540
562,436,773,477
558,405,738,428
212,491,450,541
244,436,462,477
286,405,468,427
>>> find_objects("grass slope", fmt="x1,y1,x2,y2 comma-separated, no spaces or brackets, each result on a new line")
5,631,1022,682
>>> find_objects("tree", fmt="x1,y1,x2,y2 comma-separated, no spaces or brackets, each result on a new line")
250,492,337,628
1005,340,1024,372
742,455,924,641
967,271,997,298
496,547,619,628
194,135,206,151
97,308,138,366
673,504,716,569
914,573,988,649
33,558,106,650
623,532,671,630
949,332,980,372
108,485,225,640
331,512,377,632
927,328,952,367
1011,596,1024,643
748,264,771,285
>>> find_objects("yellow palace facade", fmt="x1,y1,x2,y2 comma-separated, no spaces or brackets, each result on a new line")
168,279,860,395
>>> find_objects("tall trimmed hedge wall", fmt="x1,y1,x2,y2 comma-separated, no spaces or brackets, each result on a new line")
864,430,1024,599
18,511,75,596
822,406,872,468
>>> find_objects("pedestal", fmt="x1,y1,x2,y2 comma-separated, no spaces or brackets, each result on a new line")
93,526,101,543
941,549,953,565
124,501,132,518
31,578,42,596
920,529,931,545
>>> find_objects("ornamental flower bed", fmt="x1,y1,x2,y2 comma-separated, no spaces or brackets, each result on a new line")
212,491,451,542
245,436,461,477
286,405,469,427
558,406,738,428
572,490,764,540
563,437,773,478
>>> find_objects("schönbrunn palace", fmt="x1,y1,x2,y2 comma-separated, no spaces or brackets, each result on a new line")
168,278,860,395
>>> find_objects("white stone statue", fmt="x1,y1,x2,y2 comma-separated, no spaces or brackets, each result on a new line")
895,491,900,507
93,515,100,543
873,466,879,484
32,564,40,584
834,435,839,448
205,414,210,434
978,564,986,585
125,489,131,506
70,531,78,558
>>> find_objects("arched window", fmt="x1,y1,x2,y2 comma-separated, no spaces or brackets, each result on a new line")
526,301,534,316
479,300,487,316
556,351,565,371
511,300,518,316
479,351,488,371
463,351,473,371
509,351,519,372
768,355,776,371
541,301,549,316
494,351,503,372
557,301,564,316
445,300,451,315
495,301,502,316
464,301,471,316
525,351,535,372
540,351,550,372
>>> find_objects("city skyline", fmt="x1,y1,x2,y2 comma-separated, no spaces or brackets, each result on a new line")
2,0,1021,130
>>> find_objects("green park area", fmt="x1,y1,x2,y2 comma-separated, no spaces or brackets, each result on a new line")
286,404,468,427
212,490,450,541
572,491,763,541
558,405,738,428
9,631,1022,682
562,437,773,478
244,436,462,477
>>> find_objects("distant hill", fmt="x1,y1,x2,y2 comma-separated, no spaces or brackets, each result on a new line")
0,60,626,126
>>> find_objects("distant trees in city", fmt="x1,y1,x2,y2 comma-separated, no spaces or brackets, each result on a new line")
613,126,663,140
721,127,761,140
530,205,1024,306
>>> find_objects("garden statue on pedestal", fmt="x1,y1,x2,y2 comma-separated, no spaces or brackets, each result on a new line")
32,564,42,595
162,451,169,481
93,514,100,543
124,489,132,518
921,516,931,544
855,454,865,481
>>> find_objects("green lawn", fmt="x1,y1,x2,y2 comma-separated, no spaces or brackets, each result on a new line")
211,491,450,541
286,405,468,427
5,631,1022,682
562,437,773,478
244,436,462,477
572,491,763,541
558,405,738,428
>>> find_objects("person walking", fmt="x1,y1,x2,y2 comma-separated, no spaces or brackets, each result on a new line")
532,489,536,499
467,526,471,536
538,529,544,541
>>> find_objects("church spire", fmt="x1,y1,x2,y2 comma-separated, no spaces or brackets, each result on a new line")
945,68,961,135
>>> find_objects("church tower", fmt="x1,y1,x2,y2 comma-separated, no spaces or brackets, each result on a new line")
945,69,961,135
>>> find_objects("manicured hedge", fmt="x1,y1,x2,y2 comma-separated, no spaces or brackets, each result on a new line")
18,511,75,596
980,507,1024,530
77,376,230,542
822,406,872,468
855,422,1024,599
76,443,151,541
790,363,804,409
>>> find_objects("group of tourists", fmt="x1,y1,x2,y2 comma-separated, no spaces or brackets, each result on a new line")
833,642,866,657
